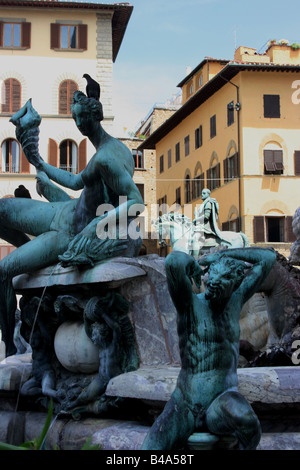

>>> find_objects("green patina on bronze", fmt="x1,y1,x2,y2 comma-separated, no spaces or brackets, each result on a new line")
0,93,144,356
142,247,276,450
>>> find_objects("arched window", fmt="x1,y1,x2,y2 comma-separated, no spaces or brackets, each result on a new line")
224,145,239,184
207,155,220,191
222,206,240,232
49,138,86,173
59,140,78,173
1,139,20,173
59,80,78,115
1,78,21,113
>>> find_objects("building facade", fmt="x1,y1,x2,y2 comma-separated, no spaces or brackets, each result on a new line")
130,97,182,253
120,137,158,254
139,43,300,256
0,0,132,257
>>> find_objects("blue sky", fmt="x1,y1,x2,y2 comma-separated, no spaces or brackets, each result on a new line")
100,0,300,137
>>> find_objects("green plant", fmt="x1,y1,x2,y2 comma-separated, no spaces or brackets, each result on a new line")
291,43,300,50
0,399,54,450
278,38,289,45
0,399,101,450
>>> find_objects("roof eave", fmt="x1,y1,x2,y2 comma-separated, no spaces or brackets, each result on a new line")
0,1,133,62
138,62,300,150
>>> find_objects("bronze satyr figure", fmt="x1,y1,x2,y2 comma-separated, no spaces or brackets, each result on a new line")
142,247,276,450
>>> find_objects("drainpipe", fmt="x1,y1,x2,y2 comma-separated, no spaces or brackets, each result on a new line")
220,76,242,231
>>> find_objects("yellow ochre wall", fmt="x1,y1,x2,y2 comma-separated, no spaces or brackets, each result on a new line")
156,75,241,225
239,70,300,242
156,67,300,244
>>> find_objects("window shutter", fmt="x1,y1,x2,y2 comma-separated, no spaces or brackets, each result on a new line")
69,81,78,107
200,172,204,193
12,79,21,113
48,138,58,167
210,115,216,138
294,151,300,175
59,80,78,115
286,216,296,242
223,159,228,183
21,22,31,48
78,24,87,50
0,23,3,47
273,149,283,171
1,79,21,113
2,80,10,113
59,81,68,114
50,23,60,49
216,163,220,188
20,149,30,174
264,94,280,118
264,149,275,172
253,216,265,243
206,168,211,191
78,138,87,172
222,221,230,231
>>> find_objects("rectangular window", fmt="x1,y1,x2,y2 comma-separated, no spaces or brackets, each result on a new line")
175,187,181,206
4,23,20,47
227,101,234,126
50,23,87,51
184,135,190,157
253,215,296,243
136,183,144,202
195,125,203,149
61,25,77,49
168,149,172,168
264,94,280,118
210,115,216,138
0,22,31,49
159,155,164,173
264,149,284,175
132,149,144,169
175,142,180,162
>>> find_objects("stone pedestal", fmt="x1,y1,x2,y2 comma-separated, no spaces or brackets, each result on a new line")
12,254,181,369
0,254,299,450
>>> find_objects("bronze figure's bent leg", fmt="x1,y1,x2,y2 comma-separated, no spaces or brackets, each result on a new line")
206,390,261,450
0,197,60,239
142,388,195,450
